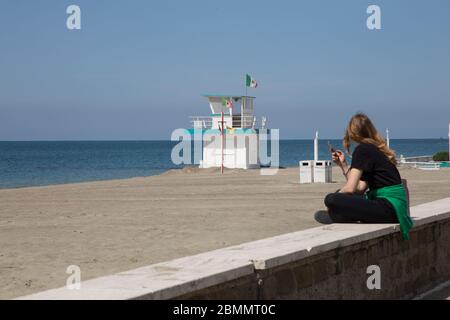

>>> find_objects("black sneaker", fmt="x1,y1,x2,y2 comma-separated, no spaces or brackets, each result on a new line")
314,210,333,224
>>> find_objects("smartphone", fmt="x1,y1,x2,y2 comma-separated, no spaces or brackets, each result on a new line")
328,141,336,154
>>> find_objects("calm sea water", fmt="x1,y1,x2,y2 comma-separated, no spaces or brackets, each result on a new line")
0,139,448,189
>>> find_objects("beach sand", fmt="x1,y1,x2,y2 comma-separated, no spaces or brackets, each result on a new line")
1,166,450,299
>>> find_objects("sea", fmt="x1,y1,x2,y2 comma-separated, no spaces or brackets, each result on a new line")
0,139,448,189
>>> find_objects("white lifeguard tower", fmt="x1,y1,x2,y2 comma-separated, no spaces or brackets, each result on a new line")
189,94,268,170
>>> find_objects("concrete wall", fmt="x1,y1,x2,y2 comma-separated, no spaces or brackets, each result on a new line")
17,198,450,300
179,220,450,300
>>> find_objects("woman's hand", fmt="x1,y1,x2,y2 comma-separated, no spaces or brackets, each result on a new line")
331,150,346,168
332,150,350,179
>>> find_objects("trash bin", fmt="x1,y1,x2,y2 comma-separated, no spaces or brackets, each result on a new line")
299,160,314,184
314,160,332,183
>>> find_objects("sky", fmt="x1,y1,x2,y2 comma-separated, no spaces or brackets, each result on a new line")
0,0,449,140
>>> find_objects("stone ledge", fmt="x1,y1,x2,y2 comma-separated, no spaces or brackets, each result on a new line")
16,251,255,300
16,197,450,300
219,197,450,270
409,199,450,227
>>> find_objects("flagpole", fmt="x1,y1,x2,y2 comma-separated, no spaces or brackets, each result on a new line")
221,111,224,175
245,79,248,97
244,75,246,125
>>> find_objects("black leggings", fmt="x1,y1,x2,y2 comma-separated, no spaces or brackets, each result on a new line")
324,192,398,224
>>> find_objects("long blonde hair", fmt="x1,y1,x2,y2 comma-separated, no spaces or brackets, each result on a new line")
343,113,397,165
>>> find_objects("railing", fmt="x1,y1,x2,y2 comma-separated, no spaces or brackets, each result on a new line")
401,161,441,170
189,116,213,129
399,155,433,163
399,155,441,170
189,115,268,130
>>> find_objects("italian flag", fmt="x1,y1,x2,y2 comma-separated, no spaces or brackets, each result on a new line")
246,74,258,88
221,97,233,109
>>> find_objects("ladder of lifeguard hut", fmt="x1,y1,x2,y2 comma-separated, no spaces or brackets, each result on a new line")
232,114,242,128
232,97,247,128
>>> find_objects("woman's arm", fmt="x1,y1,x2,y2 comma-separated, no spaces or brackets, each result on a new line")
356,180,368,194
342,167,368,194
339,168,364,194
332,150,349,179
332,150,368,194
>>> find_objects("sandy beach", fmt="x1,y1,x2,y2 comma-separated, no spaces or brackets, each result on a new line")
1,166,450,299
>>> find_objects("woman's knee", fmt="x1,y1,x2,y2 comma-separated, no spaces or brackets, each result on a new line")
324,193,337,207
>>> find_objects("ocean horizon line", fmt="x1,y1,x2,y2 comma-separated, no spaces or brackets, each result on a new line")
0,139,448,189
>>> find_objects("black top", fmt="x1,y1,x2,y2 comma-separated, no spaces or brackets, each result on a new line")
350,143,401,190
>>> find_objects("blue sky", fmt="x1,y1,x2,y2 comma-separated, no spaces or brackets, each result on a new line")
0,0,449,140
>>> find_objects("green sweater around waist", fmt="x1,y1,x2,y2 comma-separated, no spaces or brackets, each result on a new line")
367,184,414,240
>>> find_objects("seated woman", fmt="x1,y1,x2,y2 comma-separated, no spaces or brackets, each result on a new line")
324,113,413,239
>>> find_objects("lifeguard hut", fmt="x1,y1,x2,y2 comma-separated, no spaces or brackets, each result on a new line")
189,94,268,170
